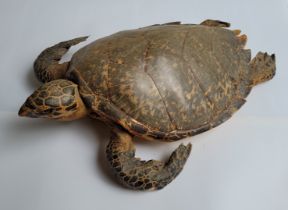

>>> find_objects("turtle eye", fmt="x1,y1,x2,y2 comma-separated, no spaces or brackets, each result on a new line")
42,108,54,114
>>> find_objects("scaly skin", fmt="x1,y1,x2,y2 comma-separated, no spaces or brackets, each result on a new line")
106,128,192,190
249,52,276,86
18,79,88,121
34,36,88,83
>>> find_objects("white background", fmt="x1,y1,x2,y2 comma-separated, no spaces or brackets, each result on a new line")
0,0,288,210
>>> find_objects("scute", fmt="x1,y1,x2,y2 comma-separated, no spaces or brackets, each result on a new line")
69,24,251,136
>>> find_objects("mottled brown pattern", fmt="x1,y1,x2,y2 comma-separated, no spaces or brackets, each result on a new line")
69,23,268,137
19,80,80,119
19,20,276,191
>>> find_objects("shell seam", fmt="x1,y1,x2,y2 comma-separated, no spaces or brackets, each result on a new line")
142,40,177,131
186,64,215,113
105,44,113,101
181,28,216,123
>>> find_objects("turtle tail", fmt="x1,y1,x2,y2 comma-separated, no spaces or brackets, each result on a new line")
106,128,192,191
34,36,88,83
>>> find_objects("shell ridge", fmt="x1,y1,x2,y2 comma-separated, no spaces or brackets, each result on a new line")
105,43,113,101
180,29,190,58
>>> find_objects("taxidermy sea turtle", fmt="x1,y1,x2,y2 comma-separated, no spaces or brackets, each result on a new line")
19,20,276,191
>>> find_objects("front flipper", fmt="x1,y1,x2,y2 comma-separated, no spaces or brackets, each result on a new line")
34,36,88,83
106,128,192,190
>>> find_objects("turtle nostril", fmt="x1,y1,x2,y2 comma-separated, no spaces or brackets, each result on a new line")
25,99,37,110
18,107,38,118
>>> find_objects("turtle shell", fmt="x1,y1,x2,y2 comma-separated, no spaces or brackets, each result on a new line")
68,24,252,140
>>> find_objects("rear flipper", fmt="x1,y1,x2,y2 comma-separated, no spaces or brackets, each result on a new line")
106,128,192,190
34,36,88,83
249,52,276,86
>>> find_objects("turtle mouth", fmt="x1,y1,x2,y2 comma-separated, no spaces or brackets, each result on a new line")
18,104,38,118
18,103,63,119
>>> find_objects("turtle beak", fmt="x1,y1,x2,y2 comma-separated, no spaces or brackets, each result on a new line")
18,102,38,118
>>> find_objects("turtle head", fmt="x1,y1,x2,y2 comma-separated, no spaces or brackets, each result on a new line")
18,79,88,121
